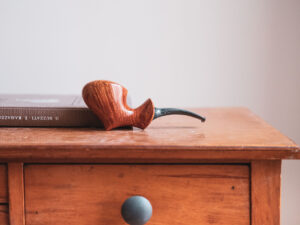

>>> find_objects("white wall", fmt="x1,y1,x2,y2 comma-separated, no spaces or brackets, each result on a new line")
0,0,299,224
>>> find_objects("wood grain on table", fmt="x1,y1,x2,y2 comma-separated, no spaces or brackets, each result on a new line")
0,108,298,162
251,161,281,225
0,165,8,203
8,163,25,225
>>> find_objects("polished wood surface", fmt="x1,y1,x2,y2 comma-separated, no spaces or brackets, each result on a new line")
25,164,250,225
251,161,281,225
0,165,8,203
0,205,9,225
82,80,155,130
0,108,298,162
2,108,298,225
8,163,25,225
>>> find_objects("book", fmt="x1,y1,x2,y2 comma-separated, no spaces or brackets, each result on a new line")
0,94,103,127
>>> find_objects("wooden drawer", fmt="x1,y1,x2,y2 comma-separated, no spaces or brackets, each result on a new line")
0,164,8,203
24,164,250,225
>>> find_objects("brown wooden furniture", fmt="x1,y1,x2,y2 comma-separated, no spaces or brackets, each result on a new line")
0,108,299,225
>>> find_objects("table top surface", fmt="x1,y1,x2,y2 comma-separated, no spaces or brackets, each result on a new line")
0,107,299,162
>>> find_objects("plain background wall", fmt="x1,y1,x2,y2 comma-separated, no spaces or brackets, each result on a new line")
0,0,299,224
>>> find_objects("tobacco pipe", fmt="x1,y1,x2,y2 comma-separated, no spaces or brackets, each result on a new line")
82,80,205,130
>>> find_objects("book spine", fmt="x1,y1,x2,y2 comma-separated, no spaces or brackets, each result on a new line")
0,107,103,127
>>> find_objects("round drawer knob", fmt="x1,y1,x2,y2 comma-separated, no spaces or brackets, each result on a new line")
121,196,152,225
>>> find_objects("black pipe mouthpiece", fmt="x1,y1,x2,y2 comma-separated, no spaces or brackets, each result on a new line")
153,108,206,122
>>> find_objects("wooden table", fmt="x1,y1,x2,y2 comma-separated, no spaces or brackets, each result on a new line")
0,108,299,225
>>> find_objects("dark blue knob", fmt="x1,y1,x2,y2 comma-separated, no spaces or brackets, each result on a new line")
121,196,152,225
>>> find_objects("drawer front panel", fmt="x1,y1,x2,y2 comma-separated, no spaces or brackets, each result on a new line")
0,164,8,203
25,164,250,225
